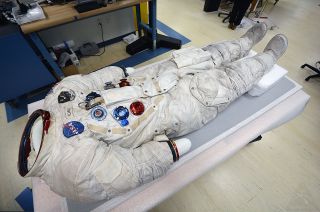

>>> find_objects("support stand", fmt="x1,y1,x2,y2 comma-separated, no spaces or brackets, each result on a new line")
126,33,181,55
127,0,182,55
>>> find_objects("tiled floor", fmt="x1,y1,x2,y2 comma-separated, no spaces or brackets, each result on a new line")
1,0,319,211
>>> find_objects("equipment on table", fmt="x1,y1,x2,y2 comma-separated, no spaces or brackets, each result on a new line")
12,1,45,25
74,0,106,13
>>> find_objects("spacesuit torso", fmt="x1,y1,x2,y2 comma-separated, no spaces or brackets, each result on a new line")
44,56,239,151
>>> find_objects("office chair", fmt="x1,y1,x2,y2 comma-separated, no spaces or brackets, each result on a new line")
217,0,233,23
301,61,320,81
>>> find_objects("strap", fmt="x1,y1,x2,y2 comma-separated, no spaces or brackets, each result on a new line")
152,79,162,93
87,124,108,134
87,124,128,135
131,96,164,131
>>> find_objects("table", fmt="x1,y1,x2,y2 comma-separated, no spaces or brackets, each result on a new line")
21,0,150,34
22,0,158,79
27,60,309,211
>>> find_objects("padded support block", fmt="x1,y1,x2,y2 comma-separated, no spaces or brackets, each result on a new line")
248,64,288,96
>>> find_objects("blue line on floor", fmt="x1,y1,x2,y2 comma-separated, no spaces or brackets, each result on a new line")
157,20,191,45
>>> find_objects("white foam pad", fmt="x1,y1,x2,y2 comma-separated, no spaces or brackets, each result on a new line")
248,64,287,96
174,138,191,156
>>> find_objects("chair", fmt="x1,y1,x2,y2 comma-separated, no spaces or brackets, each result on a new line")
301,61,320,81
217,0,233,23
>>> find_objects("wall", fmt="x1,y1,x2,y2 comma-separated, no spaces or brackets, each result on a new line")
38,7,135,50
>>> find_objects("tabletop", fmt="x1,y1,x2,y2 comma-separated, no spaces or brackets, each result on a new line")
20,0,149,34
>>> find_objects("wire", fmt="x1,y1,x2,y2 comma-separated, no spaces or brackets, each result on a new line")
83,22,106,57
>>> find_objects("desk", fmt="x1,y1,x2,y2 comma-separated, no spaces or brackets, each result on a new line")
22,0,158,78
21,0,150,34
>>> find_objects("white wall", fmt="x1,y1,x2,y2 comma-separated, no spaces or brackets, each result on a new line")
38,8,135,50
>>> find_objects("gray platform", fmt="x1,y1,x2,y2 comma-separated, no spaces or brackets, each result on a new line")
66,76,298,211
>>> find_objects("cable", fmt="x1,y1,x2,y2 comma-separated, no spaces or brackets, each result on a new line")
83,22,106,57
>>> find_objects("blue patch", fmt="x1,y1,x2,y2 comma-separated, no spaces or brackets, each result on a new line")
91,106,107,121
113,106,129,127
119,119,129,127
63,121,85,138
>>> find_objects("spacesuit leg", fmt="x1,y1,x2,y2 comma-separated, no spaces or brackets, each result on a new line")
221,34,288,97
203,23,268,67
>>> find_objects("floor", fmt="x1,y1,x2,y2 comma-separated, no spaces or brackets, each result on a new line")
1,0,320,211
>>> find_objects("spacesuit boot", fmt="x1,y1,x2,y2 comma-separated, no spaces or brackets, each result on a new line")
263,34,288,59
241,22,268,46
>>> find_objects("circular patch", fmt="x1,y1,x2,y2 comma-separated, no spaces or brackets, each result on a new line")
63,121,85,138
91,106,107,121
130,101,145,116
113,106,129,120
119,119,129,127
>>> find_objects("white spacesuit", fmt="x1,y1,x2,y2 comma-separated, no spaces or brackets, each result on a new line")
18,23,288,202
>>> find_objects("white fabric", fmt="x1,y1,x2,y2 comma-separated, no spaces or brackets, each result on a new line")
172,47,212,68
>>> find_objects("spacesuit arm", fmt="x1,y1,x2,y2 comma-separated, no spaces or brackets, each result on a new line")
44,66,125,111
71,138,176,201
53,66,125,93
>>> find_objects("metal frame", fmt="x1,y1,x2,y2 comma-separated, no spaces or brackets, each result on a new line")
135,0,157,50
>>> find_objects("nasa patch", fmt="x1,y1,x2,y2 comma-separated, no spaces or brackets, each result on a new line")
91,106,107,121
63,121,84,138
